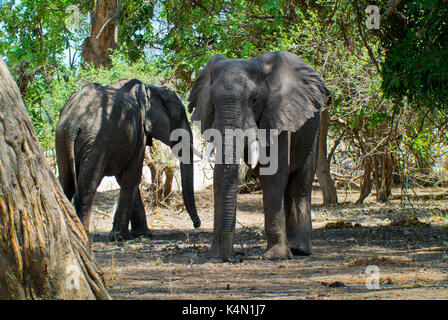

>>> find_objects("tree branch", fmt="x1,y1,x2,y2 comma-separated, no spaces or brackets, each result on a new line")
48,0,92,12
328,126,348,163
383,0,403,18
95,0,123,40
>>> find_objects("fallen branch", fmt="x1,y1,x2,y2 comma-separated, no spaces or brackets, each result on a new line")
95,209,110,217
410,247,448,253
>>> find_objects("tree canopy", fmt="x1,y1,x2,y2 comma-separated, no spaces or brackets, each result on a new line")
1,0,447,201
381,0,448,109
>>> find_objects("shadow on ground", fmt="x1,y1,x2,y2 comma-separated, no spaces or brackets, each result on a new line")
90,188,448,299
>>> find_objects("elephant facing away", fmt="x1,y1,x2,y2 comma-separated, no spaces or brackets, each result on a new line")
188,51,331,261
56,79,201,241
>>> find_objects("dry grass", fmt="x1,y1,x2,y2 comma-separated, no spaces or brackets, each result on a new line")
90,187,448,300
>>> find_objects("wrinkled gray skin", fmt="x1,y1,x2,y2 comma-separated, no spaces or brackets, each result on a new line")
188,51,330,261
56,79,200,241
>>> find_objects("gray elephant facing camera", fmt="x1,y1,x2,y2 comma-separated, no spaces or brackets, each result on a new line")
188,51,331,261
55,79,201,241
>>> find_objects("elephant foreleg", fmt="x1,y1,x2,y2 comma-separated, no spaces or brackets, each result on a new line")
259,132,292,260
285,174,313,255
110,143,145,241
285,140,318,255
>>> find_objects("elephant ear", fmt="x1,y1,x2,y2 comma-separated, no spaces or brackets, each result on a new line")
110,79,153,135
139,83,153,136
254,51,331,132
188,54,227,134
107,79,154,139
156,86,184,124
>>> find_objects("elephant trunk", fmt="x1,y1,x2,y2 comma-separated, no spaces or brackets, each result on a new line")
180,160,201,228
214,95,245,261
172,118,201,228
215,162,239,261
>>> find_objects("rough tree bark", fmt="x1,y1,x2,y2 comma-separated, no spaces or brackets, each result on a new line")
356,156,372,204
81,0,120,68
0,59,110,299
377,151,394,203
316,107,338,205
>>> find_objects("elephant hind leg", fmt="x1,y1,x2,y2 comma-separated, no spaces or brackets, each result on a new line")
130,188,152,239
73,189,97,235
56,143,75,201
109,185,137,241
75,157,106,235
110,148,145,242
59,167,75,202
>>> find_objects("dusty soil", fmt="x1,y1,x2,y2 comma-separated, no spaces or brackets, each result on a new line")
90,186,448,300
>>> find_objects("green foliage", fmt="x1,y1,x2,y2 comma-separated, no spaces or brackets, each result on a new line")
405,127,437,161
0,0,89,88
381,0,448,109
0,0,92,151
34,52,164,151
118,1,157,62
152,0,311,94
1,0,447,189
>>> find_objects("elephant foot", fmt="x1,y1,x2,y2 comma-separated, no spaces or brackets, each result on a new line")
208,243,232,262
130,228,153,239
233,250,245,263
263,243,293,260
108,229,132,242
289,244,311,256
208,242,219,259
289,238,312,256
208,243,244,263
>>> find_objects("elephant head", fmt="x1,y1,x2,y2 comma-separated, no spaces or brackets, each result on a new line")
113,79,201,229
188,51,330,261
146,84,201,228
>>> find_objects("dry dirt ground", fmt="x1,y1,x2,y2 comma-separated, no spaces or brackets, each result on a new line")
89,186,448,300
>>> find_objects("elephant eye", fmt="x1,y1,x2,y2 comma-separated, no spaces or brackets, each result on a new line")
250,93,259,105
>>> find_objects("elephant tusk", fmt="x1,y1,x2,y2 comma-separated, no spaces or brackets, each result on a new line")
270,130,279,146
202,142,215,162
249,139,259,169
197,142,215,169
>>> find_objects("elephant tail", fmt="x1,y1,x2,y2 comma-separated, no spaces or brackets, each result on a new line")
67,127,81,194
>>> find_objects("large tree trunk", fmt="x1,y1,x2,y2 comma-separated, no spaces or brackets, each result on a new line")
0,59,110,299
316,107,338,205
81,0,120,68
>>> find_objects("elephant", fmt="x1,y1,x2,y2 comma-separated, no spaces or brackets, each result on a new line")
188,51,331,261
55,79,201,241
